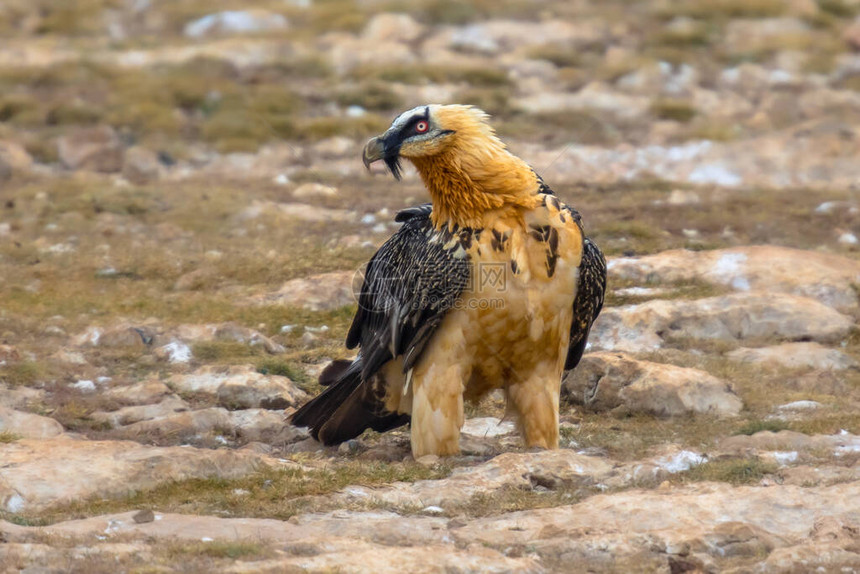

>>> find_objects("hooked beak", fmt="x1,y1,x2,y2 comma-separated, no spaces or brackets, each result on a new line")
362,134,403,180
362,136,385,170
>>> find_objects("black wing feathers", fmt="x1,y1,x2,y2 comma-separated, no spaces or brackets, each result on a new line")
565,236,606,370
348,207,470,381
291,206,470,445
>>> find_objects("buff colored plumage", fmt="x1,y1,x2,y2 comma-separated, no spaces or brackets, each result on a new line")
291,105,606,457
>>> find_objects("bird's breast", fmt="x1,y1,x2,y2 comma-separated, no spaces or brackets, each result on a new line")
446,194,585,387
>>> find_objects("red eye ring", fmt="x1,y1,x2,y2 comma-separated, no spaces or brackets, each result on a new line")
415,121,428,133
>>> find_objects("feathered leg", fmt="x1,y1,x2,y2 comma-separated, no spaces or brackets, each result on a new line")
505,359,562,449
408,314,471,457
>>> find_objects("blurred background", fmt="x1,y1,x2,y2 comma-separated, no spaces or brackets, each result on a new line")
2,0,860,193
1,6,860,567
0,0,858,443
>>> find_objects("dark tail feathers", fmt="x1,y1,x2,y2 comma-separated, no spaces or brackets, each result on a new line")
290,357,409,445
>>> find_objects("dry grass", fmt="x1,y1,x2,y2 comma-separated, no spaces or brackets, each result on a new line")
7,461,451,527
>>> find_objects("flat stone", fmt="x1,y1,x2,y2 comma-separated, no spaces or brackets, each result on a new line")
590,292,853,352
719,430,860,459
115,407,233,440
563,352,743,417
0,384,44,411
457,482,860,568
727,343,859,370
105,380,172,405
258,271,356,311
460,417,516,438
1,512,538,573
57,126,124,173
608,246,860,312
90,396,190,428
337,450,614,509
169,365,307,408
0,406,64,439
0,437,272,513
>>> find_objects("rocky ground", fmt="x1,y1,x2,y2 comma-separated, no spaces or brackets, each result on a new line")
1,0,859,572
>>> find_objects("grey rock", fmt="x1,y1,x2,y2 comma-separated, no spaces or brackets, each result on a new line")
121,146,161,184
91,396,190,428
57,126,124,173
562,352,743,417
590,292,854,352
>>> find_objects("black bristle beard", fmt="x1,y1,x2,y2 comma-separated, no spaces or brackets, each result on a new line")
384,153,402,180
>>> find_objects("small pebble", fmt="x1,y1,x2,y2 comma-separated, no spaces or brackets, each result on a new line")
132,509,155,524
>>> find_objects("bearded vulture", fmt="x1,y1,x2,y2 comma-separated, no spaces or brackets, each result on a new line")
291,105,606,457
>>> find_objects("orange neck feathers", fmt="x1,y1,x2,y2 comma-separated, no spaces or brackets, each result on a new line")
408,108,541,229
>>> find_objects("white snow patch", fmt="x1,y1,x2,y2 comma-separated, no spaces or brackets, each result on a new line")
346,105,366,117
5,493,24,513
654,450,707,473
87,328,102,346
835,434,860,457
72,380,96,393
184,11,287,38
771,451,798,466
613,287,669,298
712,252,749,290
687,164,742,187
778,400,822,411
343,487,369,498
838,232,858,246
201,537,214,542
104,519,123,534
161,341,192,364
422,505,444,514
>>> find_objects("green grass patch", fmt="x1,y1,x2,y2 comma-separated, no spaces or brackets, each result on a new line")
734,419,790,436
650,99,697,122
452,485,588,518
818,0,859,18
164,539,274,561
675,457,778,485
192,341,264,363
0,430,21,443
256,358,311,385
667,0,786,19
525,45,583,68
